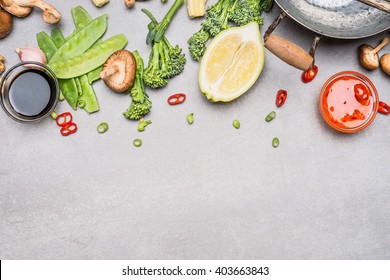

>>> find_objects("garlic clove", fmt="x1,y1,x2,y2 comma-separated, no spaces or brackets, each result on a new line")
15,47,47,64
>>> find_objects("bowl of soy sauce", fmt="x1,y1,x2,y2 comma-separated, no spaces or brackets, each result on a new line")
0,61,59,122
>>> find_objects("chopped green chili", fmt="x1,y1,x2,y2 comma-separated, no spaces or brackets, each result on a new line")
133,138,142,147
266,111,276,122
138,120,152,132
187,113,194,125
272,137,279,148
97,122,109,134
233,120,240,129
50,112,58,120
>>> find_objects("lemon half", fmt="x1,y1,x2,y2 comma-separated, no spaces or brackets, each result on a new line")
199,22,265,102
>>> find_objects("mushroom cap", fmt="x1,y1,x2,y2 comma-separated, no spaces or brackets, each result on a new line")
359,44,379,71
380,54,390,76
100,50,136,93
0,6,13,39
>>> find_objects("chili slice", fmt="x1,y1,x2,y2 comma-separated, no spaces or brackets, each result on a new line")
302,65,318,83
276,90,288,107
56,112,73,127
60,123,78,136
378,101,390,115
168,93,186,105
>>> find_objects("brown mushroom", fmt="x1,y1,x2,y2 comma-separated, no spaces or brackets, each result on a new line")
0,6,13,38
0,0,31,17
359,37,389,70
100,50,136,93
124,0,135,8
12,0,61,24
380,54,390,76
0,55,5,75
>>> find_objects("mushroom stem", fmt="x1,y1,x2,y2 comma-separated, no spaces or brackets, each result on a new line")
100,65,119,80
13,0,61,24
372,37,389,54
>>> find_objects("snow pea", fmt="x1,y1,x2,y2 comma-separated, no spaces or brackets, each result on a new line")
50,14,108,62
58,79,78,110
36,31,57,61
72,6,103,85
47,34,128,79
50,28,66,49
75,78,82,96
72,6,93,30
78,75,99,114
87,67,102,84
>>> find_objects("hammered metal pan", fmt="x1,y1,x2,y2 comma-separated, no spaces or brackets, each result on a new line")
264,0,390,70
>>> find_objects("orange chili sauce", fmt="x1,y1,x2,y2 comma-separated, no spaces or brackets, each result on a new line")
322,75,374,129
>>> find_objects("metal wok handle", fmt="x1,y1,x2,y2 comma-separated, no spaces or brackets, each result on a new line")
264,12,321,71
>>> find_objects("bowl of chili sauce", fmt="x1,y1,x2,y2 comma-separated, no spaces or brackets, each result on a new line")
319,71,379,133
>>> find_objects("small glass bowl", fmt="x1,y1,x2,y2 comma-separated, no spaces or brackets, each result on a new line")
319,71,379,134
0,61,59,123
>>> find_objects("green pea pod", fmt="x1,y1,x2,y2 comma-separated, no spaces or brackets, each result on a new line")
47,34,128,79
71,6,93,30
50,14,108,62
65,30,77,41
74,77,82,96
78,75,99,114
36,31,57,62
58,79,78,110
50,28,66,48
87,66,102,84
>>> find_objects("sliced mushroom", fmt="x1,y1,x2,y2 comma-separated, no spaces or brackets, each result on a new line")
0,0,32,17
0,6,13,38
100,50,136,93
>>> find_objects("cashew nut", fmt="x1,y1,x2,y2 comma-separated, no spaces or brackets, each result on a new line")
13,0,61,24
0,0,32,17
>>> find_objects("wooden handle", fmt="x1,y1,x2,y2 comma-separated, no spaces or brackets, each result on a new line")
265,33,313,71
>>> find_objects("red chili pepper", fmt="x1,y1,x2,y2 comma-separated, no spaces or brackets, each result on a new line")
56,112,73,127
276,89,288,107
60,123,78,136
354,83,370,106
302,65,318,83
378,101,390,115
168,93,186,105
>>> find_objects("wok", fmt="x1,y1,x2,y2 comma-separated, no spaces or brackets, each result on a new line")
264,0,390,70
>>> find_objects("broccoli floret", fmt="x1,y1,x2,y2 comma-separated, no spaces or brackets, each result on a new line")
229,0,262,26
202,0,233,36
142,7,186,88
188,28,210,61
123,51,152,120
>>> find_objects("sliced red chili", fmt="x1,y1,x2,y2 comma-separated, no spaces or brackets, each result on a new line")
60,122,78,136
302,65,318,83
378,101,390,115
56,112,73,127
354,83,370,106
168,93,186,105
276,89,288,107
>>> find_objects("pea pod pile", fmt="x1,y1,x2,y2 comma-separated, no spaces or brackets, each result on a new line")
36,6,128,114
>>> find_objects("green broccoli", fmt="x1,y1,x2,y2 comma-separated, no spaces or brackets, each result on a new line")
188,28,211,61
228,0,272,26
123,51,152,120
142,6,186,89
202,0,233,37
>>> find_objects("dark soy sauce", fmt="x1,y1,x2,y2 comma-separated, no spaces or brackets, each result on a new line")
9,69,56,117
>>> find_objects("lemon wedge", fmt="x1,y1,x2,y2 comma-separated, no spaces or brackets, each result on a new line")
199,22,265,102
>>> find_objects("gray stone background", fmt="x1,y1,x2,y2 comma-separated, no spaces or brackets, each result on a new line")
0,0,389,259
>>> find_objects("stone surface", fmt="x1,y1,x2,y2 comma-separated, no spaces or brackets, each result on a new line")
0,0,389,259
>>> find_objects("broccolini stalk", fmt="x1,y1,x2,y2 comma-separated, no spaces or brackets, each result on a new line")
188,27,211,61
145,0,184,45
202,0,233,36
124,51,152,120
142,8,186,88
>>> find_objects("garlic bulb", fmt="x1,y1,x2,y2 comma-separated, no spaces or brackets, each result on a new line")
15,47,47,64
